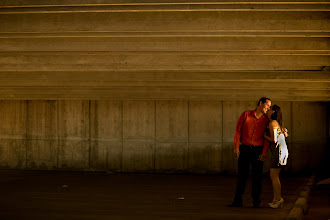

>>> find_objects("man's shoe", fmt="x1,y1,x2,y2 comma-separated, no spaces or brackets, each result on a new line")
228,202,243,207
252,202,261,208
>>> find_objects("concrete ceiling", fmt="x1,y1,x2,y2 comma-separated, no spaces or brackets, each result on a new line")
0,0,329,101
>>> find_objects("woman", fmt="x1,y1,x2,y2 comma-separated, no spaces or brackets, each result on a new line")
264,105,289,208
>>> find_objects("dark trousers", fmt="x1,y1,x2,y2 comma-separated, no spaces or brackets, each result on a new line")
233,145,264,205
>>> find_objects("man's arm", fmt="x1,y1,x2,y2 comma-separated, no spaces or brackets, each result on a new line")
233,111,247,158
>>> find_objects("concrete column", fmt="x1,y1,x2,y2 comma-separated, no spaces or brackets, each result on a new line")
57,101,90,170
122,101,155,172
26,101,57,170
188,101,222,173
90,100,122,171
0,101,27,169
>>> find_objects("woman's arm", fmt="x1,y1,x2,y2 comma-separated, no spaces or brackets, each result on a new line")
264,121,279,143
264,132,273,142
269,121,279,143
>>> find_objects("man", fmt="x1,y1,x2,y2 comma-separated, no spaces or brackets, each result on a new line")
229,97,271,208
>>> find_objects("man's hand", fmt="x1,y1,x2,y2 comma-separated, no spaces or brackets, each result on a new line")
233,148,240,158
259,154,266,161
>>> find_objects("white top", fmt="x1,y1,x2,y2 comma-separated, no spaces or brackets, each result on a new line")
274,128,289,166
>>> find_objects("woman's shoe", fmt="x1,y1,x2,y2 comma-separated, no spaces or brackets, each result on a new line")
268,199,276,206
269,198,284,208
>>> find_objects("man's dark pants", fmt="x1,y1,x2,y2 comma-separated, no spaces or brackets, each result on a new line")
233,144,264,206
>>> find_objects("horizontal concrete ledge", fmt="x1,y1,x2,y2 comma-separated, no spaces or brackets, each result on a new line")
3,1,330,7
1,11,327,33
2,0,330,6
1,70,329,80
1,3,330,14
1,31,330,38
1,51,330,56
0,63,328,73
0,55,328,68
0,86,328,91
1,10,329,15
0,66,325,71
0,80,329,89
0,87,328,101
0,36,327,52
1,33,330,38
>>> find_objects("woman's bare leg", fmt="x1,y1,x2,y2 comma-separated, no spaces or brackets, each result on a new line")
270,168,282,201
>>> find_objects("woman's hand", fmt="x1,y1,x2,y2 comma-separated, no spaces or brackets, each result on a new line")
264,132,269,139
264,132,272,142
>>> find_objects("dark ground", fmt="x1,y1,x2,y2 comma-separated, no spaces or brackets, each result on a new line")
304,175,330,220
0,170,326,220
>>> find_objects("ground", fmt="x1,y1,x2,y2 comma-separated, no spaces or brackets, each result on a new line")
0,170,326,220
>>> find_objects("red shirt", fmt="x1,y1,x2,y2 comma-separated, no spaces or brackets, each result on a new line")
234,110,269,155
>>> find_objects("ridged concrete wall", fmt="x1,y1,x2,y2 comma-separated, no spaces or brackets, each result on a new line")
0,1,329,101
0,100,328,174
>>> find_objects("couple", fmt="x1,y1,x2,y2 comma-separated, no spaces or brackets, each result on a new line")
229,97,289,208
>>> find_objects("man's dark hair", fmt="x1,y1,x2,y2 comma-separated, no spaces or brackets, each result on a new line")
257,97,271,107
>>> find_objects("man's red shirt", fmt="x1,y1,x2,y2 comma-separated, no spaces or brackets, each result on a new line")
234,110,269,155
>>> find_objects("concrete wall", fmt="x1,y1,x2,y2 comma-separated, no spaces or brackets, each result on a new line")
0,100,327,174
0,1,329,174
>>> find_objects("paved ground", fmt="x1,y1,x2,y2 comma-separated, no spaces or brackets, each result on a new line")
0,170,316,220
304,178,330,220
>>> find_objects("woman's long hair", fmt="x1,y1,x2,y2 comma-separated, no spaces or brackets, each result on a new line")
271,105,288,137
